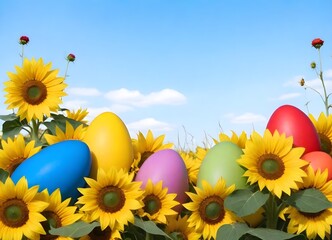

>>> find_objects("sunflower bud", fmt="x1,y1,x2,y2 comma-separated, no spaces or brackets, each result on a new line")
67,53,76,62
312,38,324,49
19,36,29,45
299,78,305,86
310,62,316,69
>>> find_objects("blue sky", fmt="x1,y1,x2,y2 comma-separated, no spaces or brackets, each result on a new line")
1,1,332,147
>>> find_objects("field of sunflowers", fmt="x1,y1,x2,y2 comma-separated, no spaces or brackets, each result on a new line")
0,36,332,240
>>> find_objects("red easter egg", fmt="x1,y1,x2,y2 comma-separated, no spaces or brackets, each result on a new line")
266,105,320,154
302,151,332,181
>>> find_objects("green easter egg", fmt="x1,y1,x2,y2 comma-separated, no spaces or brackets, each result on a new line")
197,141,247,189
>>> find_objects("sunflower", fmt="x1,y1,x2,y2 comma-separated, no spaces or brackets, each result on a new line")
138,179,179,224
4,58,67,122
179,150,201,185
0,176,49,240
237,130,308,198
131,130,174,172
281,166,332,239
65,108,89,124
44,121,87,145
35,188,82,239
77,168,144,231
194,145,209,162
0,134,41,174
213,130,248,149
309,112,332,156
183,179,238,240
165,215,200,240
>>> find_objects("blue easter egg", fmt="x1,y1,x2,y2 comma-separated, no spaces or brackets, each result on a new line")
11,140,91,202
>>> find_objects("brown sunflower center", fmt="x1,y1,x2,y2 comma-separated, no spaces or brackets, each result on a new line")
318,133,332,155
88,226,113,240
22,80,47,105
258,154,285,180
299,210,325,219
143,194,161,215
98,186,125,213
41,211,62,240
199,196,225,224
0,198,29,227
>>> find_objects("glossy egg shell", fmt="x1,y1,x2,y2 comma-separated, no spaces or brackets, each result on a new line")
135,149,189,207
11,140,91,202
197,141,247,189
266,104,320,154
82,112,133,179
302,151,332,181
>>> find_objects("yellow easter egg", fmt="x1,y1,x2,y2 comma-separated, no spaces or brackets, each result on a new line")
83,112,133,178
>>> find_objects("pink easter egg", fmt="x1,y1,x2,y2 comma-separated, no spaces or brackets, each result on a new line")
135,149,189,210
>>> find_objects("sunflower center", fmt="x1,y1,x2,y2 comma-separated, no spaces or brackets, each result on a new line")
299,210,325,219
98,186,125,213
319,133,332,155
258,154,285,180
0,199,29,227
199,196,225,224
41,211,62,240
143,194,161,215
23,80,47,105
88,226,113,240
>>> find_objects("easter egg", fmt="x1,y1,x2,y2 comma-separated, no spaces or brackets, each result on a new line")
11,140,91,202
82,112,133,178
266,104,320,154
302,151,332,181
197,141,247,189
135,149,189,208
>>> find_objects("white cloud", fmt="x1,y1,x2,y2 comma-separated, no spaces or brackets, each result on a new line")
127,118,173,136
67,87,102,97
325,69,332,78
105,88,186,107
303,78,332,94
227,112,267,124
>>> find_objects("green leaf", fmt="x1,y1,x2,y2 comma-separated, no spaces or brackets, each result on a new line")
49,221,100,238
1,118,24,140
217,223,305,240
285,188,332,213
43,113,87,135
217,223,250,240
246,228,306,240
225,189,269,217
0,168,9,183
0,113,18,121
133,217,172,239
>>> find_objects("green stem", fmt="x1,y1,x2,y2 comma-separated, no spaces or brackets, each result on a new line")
318,49,329,115
21,45,24,65
264,193,279,229
63,60,70,82
31,119,40,142
145,233,152,240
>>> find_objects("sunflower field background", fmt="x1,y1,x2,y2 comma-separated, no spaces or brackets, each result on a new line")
0,36,332,240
